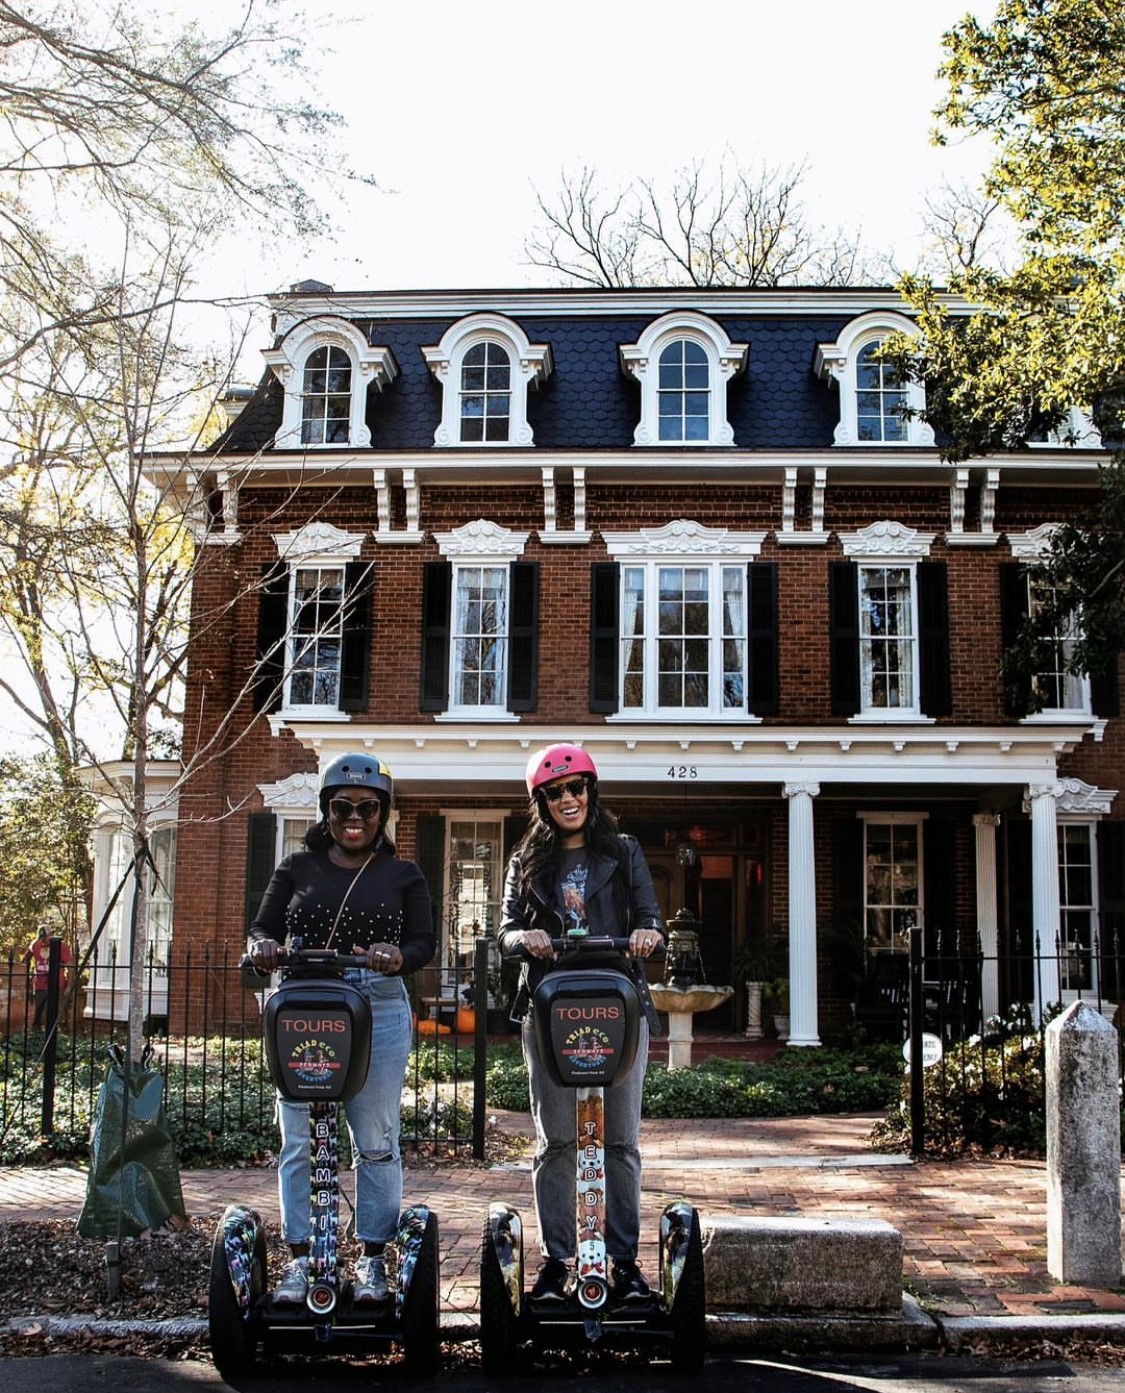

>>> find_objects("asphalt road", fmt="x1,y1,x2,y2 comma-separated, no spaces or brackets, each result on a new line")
5,1354,1125,1393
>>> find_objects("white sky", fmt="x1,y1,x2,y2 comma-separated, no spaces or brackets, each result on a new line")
0,0,1001,758
214,0,1000,298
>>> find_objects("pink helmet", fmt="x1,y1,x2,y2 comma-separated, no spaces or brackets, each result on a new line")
525,743,598,795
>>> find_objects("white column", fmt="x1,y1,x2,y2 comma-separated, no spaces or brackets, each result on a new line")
973,813,1001,1021
1027,781,1063,1023
783,781,821,1047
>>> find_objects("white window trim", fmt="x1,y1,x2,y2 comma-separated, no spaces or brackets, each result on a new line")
603,519,765,721
263,316,397,450
1026,406,1103,449
271,522,367,719
433,519,528,721
1009,523,1092,719
816,311,934,447
441,809,505,971
841,520,936,722
422,313,552,448
620,311,747,447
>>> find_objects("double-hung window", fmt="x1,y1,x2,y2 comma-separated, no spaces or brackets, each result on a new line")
863,816,923,954
301,346,352,445
1058,823,1096,994
657,340,710,441
855,341,908,443
286,564,345,710
460,343,511,442
1028,576,1088,713
599,521,768,719
621,562,747,714
451,564,508,710
859,564,917,713
620,313,746,447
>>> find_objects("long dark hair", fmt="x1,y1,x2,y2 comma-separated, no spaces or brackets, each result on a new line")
513,780,621,900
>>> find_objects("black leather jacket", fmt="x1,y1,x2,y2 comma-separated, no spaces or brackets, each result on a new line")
497,835,664,1026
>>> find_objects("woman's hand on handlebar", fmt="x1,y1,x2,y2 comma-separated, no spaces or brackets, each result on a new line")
248,936,282,971
628,928,663,959
520,929,556,961
359,941,403,974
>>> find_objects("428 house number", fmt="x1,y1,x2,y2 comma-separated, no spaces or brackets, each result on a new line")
666,765,698,779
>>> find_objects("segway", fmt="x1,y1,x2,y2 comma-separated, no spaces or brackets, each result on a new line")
208,949,440,1378
480,934,706,1372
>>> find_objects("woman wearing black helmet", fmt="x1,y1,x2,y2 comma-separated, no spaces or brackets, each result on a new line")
497,743,664,1307
248,752,435,1308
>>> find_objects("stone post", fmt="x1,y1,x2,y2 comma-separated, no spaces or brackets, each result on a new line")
1046,1000,1122,1287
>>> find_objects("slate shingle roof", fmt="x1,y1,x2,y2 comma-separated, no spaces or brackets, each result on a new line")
214,306,855,454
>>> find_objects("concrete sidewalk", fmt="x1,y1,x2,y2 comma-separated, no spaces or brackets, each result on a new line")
3,1111,1124,1344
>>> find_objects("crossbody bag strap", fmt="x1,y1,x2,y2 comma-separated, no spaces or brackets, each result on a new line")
324,852,375,949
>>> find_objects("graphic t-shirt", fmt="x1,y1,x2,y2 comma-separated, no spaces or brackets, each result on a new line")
558,847,588,936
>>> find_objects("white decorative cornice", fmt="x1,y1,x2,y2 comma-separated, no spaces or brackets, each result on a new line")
603,518,766,558
1055,778,1117,817
434,518,529,559
1009,522,1061,560
272,521,366,563
259,771,319,810
840,519,936,560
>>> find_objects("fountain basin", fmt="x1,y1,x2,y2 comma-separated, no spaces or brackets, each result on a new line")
649,983,734,1069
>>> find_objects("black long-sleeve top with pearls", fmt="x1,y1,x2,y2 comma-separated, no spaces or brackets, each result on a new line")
249,844,436,975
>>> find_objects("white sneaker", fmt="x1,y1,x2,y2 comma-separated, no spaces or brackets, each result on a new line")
274,1255,309,1305
353,1253,389,1304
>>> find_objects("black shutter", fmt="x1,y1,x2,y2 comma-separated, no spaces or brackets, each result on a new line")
339,561,374,713
923,818,956,956
420,562,451,712
590,562,620,713
747,562,779,716
253,564,289,713
245,811,277,933
829,561,860,717
1090,655,1121,719
415,813,446,938
918,561,952,717
507,561,539,712
1098,821,1125,999
999,562,1032,717
833,816,864,934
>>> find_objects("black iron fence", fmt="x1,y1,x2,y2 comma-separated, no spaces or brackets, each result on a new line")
2,932,1122,1165
0,938,501,1163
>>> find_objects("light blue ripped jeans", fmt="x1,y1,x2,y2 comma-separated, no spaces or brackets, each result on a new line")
276,972,412,1248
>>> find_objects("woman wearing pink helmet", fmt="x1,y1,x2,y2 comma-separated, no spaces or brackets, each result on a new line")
497,742,664,1307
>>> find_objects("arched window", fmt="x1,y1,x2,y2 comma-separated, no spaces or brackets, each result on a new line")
855,341,908,443
816,312,933,447
658,340,710,442
302,345,353,445
460,342,511,442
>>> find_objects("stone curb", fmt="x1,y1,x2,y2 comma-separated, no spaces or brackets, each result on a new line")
9,1305,1125,1353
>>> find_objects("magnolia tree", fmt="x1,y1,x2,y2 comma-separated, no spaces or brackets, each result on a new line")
882,0,1125,699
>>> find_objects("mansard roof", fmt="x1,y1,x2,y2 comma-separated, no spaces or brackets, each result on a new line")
212,285,930,455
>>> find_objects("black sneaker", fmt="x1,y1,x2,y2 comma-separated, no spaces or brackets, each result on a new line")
529,1257,570,1304
611,1258,651,1303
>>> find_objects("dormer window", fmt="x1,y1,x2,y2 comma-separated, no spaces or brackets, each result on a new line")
423,314,552,448
263,317,398,450
620,312,747,447
816,312,934,447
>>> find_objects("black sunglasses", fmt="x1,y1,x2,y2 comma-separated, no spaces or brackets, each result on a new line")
542,777,589,803
328,797,383,821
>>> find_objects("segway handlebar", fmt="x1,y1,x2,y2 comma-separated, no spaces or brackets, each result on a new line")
509,934,665,960
239,947,371,987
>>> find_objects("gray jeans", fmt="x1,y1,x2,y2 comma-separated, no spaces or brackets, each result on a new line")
521,1017,649,1262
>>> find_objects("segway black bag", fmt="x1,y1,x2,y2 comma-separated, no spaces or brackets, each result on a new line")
532,968,641,1088
263,980,372,1102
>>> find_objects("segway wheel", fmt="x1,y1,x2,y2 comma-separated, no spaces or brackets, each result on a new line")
479,1215,521,1375
669,1209,706,1372
208,1215,266,1378
401,1210,441,1375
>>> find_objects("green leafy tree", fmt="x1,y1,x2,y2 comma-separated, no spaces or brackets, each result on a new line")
0,753,93,957
883,0,1125,698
